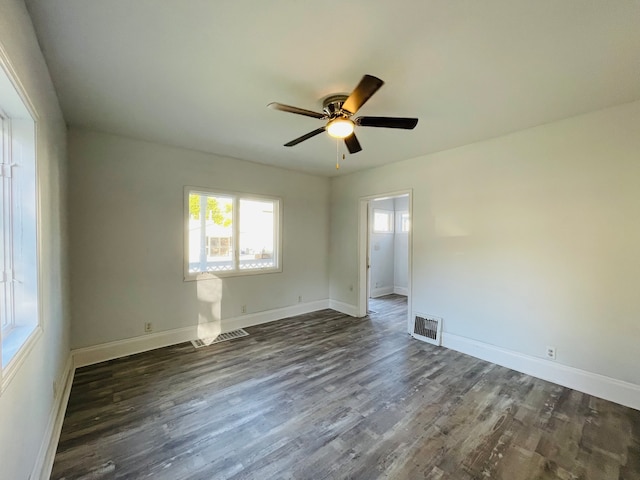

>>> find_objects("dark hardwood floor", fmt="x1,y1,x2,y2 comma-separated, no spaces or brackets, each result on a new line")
52,295,640,479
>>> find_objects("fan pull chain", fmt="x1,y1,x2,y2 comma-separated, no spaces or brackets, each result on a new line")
335,140,346,170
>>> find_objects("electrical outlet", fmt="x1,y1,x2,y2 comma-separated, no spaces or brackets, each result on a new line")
241,305,246,314
144,322,153,333
546,346,556,360
298,295,303,303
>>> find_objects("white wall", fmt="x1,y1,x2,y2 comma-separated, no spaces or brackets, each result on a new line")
0,0,70,478
68,129,330,349
330,100,640,388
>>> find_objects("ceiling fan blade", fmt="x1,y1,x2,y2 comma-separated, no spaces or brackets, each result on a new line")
284,127,326,147
268,102,325,119
344,133,362,154
341,75,385,115
355,116,419,129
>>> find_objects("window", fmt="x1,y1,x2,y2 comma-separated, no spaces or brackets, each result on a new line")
400,212,410,232
185,188,281,279
373,209,394,233
1,54,39,387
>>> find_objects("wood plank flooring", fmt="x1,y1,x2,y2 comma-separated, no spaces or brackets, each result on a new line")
52,295,640,479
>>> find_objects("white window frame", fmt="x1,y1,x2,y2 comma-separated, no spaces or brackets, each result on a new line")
1,110,14,336
0,45,41,393
184,187,282,280
372,208,394,234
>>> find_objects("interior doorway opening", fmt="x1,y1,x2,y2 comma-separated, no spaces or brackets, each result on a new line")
358,191,412,332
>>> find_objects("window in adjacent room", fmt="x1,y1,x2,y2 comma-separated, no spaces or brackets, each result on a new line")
400,212,410,232
373,209,394,233
185,188,281,279
0,54,40,389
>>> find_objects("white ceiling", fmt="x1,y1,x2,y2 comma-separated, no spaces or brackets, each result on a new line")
25,1,640,177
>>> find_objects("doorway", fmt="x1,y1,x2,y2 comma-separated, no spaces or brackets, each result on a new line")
358,191,412,333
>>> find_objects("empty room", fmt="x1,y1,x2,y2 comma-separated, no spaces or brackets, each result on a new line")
1,1,639,479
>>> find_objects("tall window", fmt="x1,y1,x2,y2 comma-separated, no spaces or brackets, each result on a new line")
185,188,281,279
1,55,39,387
0,111,13,339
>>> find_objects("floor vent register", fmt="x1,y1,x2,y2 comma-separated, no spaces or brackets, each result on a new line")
191,329,249,348
412,313,442,346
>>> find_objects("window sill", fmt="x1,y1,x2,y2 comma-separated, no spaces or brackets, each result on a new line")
184,267,282,282
1,324,42,394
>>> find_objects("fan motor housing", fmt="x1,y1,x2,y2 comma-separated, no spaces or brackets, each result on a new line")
322,94,349,118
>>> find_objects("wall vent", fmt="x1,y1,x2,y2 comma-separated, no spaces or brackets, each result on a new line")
412,313,442,346
191,328,249,348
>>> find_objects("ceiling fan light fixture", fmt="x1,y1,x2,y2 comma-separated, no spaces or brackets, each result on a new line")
327,118,355,139
270,74,418,153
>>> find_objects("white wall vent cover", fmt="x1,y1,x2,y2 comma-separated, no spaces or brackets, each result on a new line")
412,313,442,346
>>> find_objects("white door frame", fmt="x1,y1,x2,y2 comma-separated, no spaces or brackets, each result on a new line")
358,189,413,333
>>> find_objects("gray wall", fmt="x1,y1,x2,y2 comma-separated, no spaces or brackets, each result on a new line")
330,100,640,386
68,129,330,348
0,0,70,478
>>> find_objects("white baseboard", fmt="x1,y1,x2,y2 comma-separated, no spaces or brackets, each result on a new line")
370,286,408,297
329,299,359,317
73,299,331,368
73,326,197,367
31,354,75,480
393,286,408,296
442,333,640,411
370,286,394,298
222,299,329,332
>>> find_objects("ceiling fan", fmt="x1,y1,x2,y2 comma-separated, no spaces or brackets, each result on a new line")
268,74,418,154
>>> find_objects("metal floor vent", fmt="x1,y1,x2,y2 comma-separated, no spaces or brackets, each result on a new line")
412,313,442,346
191,329,249,348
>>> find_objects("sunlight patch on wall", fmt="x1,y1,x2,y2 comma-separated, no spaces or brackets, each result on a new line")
196,276,222,345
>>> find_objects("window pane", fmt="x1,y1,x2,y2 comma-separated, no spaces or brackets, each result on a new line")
239,199,276,270
1,109,38,369
184,190,280,279
401,212,410,232
373,210,393,233
1,114,7,335
188,193,233,273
